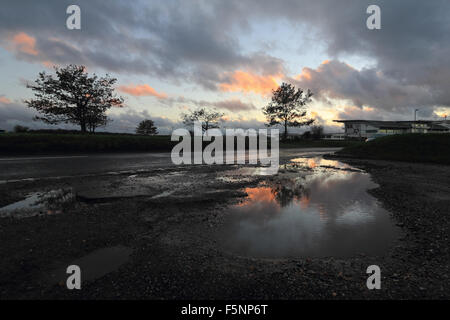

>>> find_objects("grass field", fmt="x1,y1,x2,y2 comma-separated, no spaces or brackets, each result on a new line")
0,133,359,155
0,133,176,154
337,133,450,165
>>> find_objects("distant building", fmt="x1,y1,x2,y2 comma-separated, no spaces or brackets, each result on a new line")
322,133,346,140
334,120,450,139
0,129,5,134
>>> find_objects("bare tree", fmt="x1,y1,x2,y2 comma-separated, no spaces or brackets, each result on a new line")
263,82,314,140
25,65,124,133
181,107,224,132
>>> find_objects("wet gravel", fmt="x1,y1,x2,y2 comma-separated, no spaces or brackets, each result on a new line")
0,157,449,299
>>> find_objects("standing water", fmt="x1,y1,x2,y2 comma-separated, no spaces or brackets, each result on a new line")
220,156,401,258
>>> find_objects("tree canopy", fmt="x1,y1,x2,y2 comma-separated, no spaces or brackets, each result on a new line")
263,82,314,140
25,65,124,133
181,107,224,132
136,119,158,135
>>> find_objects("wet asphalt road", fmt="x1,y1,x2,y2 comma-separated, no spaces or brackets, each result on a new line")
0,148,341,181
0,153,174,181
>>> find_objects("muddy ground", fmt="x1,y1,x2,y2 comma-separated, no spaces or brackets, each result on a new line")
0,154,449,299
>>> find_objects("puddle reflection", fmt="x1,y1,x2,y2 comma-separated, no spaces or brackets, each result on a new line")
0,189,74,218
221,157,400,258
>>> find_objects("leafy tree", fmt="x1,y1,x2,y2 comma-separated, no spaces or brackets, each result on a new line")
263,82,314,140
25,65,124,133
301,130,312,139
87,111,108,133
13,125,29,133
311,125,324,140
181,107,224,132
136,119,158,135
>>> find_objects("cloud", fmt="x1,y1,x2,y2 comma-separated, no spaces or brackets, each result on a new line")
219,70,282,95
1,0,450,122
0,101,40,130
107,109,180,134
163,96,258,113
7,32,38,56
291,60,435,114
0,1,286,92
0,96,12,104
213,99,257,112
118,84,168,99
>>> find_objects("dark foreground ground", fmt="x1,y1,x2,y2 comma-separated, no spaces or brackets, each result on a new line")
0,151,449,299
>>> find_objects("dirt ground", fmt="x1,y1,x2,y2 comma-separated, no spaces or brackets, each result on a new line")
0,156,449,299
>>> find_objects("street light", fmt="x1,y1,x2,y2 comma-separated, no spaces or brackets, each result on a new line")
414,109,419,121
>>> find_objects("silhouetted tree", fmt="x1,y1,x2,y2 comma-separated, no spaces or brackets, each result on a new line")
13,125,29,133
263,82,314,140
271,180,308,207
87,109,108,133
25,65,124,133
182,107,224,132
136,119,158,135
301,131,312,139
311,125,324,140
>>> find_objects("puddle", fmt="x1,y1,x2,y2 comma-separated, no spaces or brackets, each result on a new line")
289,157,360,171
220,157,401,258
0,189,75,218
46,246,132,285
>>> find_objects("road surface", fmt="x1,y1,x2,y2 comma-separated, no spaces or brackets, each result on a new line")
0,148,340,181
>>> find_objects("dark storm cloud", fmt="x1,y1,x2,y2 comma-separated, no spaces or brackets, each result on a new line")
1,0,450,118
290,60,433,113
239,0,450,112
0,0,284,87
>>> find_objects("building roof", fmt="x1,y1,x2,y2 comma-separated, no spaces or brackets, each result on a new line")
333,120,412,128
333,119,450,131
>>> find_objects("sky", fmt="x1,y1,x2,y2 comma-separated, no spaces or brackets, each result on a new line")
1,0,450,134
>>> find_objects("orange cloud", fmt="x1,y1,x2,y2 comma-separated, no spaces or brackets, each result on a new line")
295,69,312,80
294,59,336,80
118,84,168,99
0,96,11,104
219,71,282,95
42,61,56,69
9,32,38,56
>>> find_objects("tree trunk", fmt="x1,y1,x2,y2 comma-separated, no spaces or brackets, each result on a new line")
284,120,288,140
79,104,87,133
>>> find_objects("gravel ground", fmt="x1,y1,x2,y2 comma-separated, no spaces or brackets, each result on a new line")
0,157,449,299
